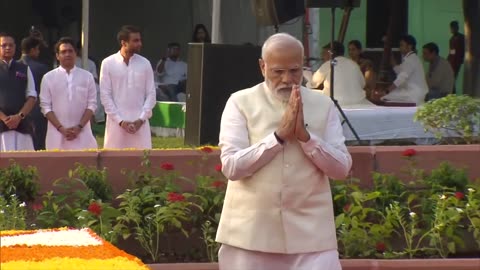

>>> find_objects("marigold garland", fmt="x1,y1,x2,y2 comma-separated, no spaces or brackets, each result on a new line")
0,228,149,270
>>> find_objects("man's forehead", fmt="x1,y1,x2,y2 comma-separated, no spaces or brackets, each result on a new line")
268,63,301,69
0,37,14,43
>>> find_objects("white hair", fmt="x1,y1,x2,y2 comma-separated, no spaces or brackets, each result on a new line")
261,33,304,59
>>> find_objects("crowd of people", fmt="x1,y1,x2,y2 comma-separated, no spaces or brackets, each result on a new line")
0,25,158,152
0,23,213,152
154,24,211,102
310,20,464,107
1,20,464,153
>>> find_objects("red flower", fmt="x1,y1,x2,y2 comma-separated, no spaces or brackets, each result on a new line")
211,180,225,188
167,192,185,202
87,202,102,216
200,146,213,153
343,203,351,212
402,148,417,157
160,162,175,171
376,242,386,253
455,191,465,200
215,164,222,172
32,202,43,211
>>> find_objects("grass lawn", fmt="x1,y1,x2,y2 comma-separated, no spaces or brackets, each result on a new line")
92,123,185,149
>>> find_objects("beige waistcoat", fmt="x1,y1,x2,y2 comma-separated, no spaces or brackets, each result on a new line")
216,83,338,254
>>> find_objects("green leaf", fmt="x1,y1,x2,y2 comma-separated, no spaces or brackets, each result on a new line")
447,242,456,254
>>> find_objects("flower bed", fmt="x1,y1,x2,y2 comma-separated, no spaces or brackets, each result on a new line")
1,146,480,265
0,227,149,270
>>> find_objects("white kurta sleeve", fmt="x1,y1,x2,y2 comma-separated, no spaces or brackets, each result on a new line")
311,62,330,88
99,61,122,124
39,75,52,115
299,105,352,179
219,98,283,180
26,67,37,98
139,67,156,121
86,73,97,112
393,58,415,88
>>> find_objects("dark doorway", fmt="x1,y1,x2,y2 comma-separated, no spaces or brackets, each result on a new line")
366,0,408,48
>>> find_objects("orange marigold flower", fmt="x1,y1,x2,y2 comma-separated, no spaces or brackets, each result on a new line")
88,202,102,216
160,162,175,171
167,192,185,202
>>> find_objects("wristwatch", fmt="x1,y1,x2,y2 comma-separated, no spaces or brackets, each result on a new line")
18,112,25,119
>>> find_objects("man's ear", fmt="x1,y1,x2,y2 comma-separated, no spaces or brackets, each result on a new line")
259,58,266,77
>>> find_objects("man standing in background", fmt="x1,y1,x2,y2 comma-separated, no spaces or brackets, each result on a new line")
0,33,37,151
447,20,465,93
100,25,156,149
19,36,50,150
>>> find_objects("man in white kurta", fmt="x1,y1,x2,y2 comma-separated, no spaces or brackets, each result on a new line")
0,33,37,152
100,25,156,149
312,42,373,106
382,35,428,105
216,33,352,270
40,38,97,150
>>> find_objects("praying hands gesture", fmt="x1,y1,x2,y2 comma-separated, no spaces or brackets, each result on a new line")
275,85,310,143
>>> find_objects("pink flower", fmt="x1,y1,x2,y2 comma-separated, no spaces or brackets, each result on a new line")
402,148,417,157
160,162,175,171
215,164,222,172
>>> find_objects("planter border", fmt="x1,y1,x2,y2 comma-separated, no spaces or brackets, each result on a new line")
147,259,480,270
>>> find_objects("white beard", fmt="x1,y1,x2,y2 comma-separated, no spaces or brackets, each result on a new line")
265,81,292,103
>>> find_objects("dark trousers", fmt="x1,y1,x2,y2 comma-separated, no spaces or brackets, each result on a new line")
425,90,448,102
30,104,47,150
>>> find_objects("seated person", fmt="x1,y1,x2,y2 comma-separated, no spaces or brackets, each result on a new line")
348,40,377,97
311,41,373,106
422,42,454,101
155,42,187,102
382,35,428,105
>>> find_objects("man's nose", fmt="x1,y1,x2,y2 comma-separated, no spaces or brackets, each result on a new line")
281,71,294,83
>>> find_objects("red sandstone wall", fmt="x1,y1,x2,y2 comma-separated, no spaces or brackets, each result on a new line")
1,145,479,195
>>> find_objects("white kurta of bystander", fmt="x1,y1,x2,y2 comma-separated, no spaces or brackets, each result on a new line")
40,66,98,150
99,52,156,149
381,52,428,105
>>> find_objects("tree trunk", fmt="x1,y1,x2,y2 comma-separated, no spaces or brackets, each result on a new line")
463,0,480,97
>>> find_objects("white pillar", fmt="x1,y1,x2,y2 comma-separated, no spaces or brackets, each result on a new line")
211,0,222,43
81,0,89,69
309,8,321,71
